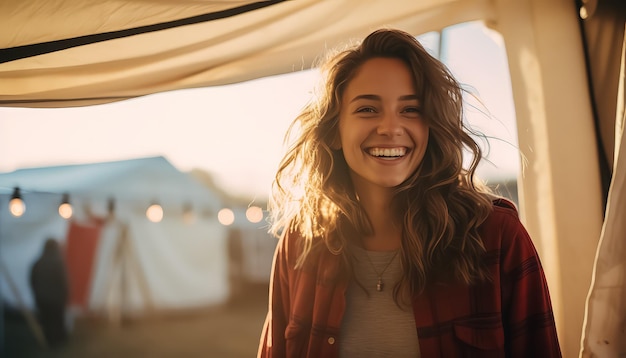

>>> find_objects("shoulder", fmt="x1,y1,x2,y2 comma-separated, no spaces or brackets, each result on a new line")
274,226,344,288
275,228,328,270
489,198,521,222
275,228,304,267
479,198,544,271
483,198,523,228
479,198,531,250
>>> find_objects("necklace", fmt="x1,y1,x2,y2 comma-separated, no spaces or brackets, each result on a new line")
364,250,399,292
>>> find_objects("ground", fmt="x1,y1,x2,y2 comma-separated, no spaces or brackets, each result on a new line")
3,284,269,358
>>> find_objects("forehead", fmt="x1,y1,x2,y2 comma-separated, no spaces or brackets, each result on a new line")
343,57,416,97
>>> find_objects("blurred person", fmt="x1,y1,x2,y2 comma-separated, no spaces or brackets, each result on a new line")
30,238,70,348
258,28,561,357
228,227,245,300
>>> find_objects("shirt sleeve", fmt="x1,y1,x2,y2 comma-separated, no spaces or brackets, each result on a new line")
499,209,562,357
258,231,292,358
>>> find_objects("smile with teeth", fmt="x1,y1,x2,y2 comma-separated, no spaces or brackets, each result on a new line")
367,147,407,158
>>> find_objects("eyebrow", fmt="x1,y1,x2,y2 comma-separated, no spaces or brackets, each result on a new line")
349,94,419,103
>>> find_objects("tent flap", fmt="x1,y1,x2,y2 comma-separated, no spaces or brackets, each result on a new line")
0,0,492,108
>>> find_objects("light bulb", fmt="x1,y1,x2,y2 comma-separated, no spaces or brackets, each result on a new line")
9,197,25,217
217,208,235,226
9,187,25,217
146,203,163,223
59,203,73,219
58,193,72,219
245,206,263,223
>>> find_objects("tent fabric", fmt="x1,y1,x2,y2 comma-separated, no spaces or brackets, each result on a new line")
491,2,604,355
0,156,222,212
87,215,228,316
0,157,229,314
580,28,626,357
0,0,492,107
65,220,103,307
0,1,285,61
579,0,626,197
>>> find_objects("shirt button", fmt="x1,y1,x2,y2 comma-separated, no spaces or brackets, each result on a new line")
328,337,335,345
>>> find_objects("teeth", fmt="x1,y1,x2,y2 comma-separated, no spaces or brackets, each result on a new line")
368,147,406,157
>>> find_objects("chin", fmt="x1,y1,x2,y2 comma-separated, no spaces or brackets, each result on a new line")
376,178,409,188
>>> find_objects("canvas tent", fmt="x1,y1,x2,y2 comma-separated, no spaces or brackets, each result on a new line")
0,156,229,319
230,207,276,284
1,0,624,356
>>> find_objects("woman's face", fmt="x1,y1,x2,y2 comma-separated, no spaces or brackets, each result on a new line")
337,57,429,192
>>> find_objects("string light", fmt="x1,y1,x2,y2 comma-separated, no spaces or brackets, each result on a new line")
9,187,25,217
58,193,73,219
217,208,235,226
5,187,256,227
245,206,263,223
146,202,163,223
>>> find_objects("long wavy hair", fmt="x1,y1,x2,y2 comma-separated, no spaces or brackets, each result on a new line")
269,28,494,298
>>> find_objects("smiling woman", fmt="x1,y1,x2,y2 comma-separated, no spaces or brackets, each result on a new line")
258,27,561,357
337,57,429,193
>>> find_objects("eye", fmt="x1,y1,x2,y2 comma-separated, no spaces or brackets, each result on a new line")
401,106,422,117
402,106,421,113
355,106,377,114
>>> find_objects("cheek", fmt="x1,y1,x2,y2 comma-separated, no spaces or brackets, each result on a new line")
411,126,430,160
339,130,362,156
416,123,430,144
337,131,358,165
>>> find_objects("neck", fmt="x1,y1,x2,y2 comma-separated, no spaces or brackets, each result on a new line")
355,185,402,251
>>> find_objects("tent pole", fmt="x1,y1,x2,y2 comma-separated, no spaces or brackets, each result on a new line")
124,230,155,315
105,221,126,326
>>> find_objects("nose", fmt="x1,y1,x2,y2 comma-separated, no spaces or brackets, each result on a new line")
376,112,404,136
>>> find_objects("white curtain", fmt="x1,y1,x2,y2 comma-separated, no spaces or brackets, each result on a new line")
580,33,626,357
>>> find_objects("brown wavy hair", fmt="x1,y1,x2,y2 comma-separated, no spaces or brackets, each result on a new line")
269,28,494,297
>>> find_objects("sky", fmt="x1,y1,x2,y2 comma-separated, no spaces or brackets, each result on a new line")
0,21,519,199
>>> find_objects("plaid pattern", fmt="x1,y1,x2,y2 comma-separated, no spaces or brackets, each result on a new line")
258,199,562,357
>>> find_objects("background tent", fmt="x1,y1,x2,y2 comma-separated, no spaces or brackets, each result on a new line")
1,0,624,356
0,156,229,319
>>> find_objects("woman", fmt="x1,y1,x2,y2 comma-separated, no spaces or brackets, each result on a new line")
258,28,561,357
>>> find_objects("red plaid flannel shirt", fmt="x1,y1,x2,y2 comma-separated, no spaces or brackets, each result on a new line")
258,199,562,357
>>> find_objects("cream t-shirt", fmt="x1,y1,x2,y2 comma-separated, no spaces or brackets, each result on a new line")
339,245,420,357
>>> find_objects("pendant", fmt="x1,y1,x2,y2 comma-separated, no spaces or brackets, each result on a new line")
376,278,384,292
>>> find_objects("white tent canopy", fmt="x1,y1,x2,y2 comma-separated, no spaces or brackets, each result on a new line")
0,156,223,212
0,157,229,316
0,0,491,107
1,0,624,356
